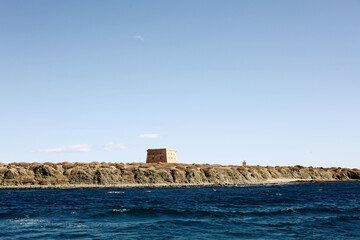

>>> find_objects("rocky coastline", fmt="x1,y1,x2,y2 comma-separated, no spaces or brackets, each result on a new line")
0,162,359,188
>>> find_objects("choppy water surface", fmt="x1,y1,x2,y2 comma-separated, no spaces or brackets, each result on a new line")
0,182,359,239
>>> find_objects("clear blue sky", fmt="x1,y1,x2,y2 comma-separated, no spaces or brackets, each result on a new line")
1,0,359,168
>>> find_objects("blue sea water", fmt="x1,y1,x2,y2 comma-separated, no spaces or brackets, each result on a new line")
0,182,359,239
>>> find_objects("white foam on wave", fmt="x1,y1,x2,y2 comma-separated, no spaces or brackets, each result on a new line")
8,218,49,225
113,208,129,212
108,191,125,194
68,223,86,228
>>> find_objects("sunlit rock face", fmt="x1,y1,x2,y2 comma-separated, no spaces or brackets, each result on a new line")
0,162,359,187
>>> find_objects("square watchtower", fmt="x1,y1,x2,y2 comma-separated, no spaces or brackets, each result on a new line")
146,148,177,163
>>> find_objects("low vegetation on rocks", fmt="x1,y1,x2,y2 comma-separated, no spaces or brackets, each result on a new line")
0,162,359,187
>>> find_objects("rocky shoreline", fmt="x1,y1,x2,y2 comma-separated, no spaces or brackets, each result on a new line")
0,162,359,189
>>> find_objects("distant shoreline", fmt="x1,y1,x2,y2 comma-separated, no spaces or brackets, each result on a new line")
0,179,357,190
1,162,359,189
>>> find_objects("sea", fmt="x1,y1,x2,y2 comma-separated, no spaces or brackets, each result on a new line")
0,182,359,239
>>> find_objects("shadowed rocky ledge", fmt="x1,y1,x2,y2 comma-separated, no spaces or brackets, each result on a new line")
0,162,359,188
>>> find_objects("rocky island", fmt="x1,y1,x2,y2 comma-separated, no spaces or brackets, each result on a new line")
0,162,359,188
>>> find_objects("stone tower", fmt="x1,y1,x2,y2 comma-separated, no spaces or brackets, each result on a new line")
146,148,177,163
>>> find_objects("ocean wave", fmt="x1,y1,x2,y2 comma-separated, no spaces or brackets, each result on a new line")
107,191,125,194
7,218,49,226
112,208,129,212
87,204,360,219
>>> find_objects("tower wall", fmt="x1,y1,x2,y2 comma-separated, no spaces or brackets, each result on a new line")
146,149,177,163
